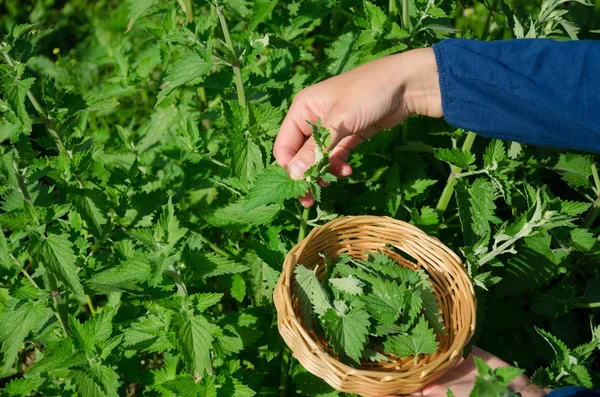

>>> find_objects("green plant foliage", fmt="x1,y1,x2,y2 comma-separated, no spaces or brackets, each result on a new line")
0,0,599,395
294,252,443,366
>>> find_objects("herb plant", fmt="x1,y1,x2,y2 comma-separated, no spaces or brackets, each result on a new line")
0,0,599,396
295,251,444,366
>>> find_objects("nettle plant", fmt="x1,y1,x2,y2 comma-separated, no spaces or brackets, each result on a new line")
0,0,599,396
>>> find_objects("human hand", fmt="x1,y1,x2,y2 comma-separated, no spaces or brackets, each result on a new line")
273,47,443,207
383,347,548,397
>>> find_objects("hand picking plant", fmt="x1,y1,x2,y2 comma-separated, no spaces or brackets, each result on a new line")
0,0,599,396
294,251,445,367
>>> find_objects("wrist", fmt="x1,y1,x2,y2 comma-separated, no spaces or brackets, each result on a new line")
393,47,443,119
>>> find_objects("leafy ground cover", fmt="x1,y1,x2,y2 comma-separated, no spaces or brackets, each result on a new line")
0,0,599,396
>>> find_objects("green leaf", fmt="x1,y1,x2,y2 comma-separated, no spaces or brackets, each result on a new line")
178,313,218,377
194,292,224,312
483,140,506,169
154,198,188,253
69,365,119,397
329,276,364,295
248,0,279,30
122,312,173,353
38,233,85,297
2,377,45,397
0,300,51,375
294,265,332,327
360,278,407,325
229,130,264,184
243,165,309,209
2,74,35,131
383,316,438,364
456,178,497,246
434,148,476,168
88,258,152,293
205,202,282,230
321,305,371,366
126,0,158,32
551,154,593,188
156,50,213,107
535,327,570,368
72,188,108,236
188,252,249,278
137,106,179,152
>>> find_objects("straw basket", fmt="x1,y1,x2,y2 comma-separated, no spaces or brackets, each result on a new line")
273,216,476,397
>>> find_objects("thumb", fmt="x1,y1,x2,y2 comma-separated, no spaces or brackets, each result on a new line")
286,136,317,180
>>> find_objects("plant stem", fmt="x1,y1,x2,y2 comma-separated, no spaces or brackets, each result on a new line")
184,0,193,23
86,295,96,315
390,0,398,17
401,0,410,31
334,6,354,19
574,300,600,309
298,207,310,243
169,264,188,297
2,51,69,158
196,233,234,259
582,196,600,229
591,163,600,195
435,132,477,215
582,163,600,229
21,269,39,288
215,4,246,107
480,0,499,40
279,347,291,397
280,207,310,395
47,271,70,336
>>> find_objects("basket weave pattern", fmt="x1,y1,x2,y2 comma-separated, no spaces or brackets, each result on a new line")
273,216,476,397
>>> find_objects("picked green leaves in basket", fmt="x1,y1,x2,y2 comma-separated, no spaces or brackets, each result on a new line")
294,251,445,367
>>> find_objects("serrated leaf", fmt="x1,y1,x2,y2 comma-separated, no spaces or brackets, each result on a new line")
0,300,52,375
156,50,213,107
178,313,218,377
205,202,282,230
329,276,364,295
188,252,248,278
38,233,85,297
360,278,407,325
383,316,438,364
72,188,108,236
294,265,332,327
126,0,158,32
2,377,45,397
243,165,309,209
435,148,476,168
88,258,152,293
122,311,173,353
195,292,224,312
321,305,370,366
229,130,263,184
2,74,35,131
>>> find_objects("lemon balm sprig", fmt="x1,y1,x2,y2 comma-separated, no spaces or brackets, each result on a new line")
304,119,337,201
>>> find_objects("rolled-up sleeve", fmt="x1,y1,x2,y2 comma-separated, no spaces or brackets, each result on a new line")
432,38,600,153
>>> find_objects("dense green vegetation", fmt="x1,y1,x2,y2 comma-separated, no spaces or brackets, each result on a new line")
0,0,599,395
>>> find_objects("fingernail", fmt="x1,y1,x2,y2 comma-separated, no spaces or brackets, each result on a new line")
288,160,308,180
341,166,352,177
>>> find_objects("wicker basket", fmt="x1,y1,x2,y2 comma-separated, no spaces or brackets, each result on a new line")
273,216,476,397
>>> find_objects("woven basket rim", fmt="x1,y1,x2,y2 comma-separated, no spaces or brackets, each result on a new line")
273,215,477,397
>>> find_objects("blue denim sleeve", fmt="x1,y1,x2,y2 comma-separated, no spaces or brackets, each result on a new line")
432,39,600,153
547,387,600,396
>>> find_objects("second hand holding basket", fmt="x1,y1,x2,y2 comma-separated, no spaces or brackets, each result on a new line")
273,216,477,397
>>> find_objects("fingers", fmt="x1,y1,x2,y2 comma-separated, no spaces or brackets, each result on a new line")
287,136,317,180
298,193,314,208
273,97,315,169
